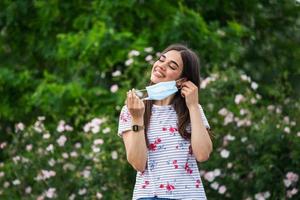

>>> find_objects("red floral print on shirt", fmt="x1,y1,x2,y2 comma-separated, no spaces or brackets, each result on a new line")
159,183,175,192
120,109,131,122
138,171,145,177
162,126,178,135
185,162,193,174
172,160,179,169
166,183,175,191
169,127,178,134
195,179,201,188
141,180,150,189
149,138,162,151
119,104,209,198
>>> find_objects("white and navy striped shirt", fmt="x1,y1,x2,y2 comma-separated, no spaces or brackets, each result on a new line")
118,104,210,200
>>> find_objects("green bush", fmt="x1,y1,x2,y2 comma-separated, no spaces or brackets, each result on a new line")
0,116,133,199
0,0,299,199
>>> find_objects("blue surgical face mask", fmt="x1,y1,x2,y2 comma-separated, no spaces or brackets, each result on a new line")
135,78,185,100
144,80,178,100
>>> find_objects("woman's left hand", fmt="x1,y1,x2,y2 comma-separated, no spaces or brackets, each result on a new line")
180,81,199,109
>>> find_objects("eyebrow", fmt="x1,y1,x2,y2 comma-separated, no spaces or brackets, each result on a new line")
161,54,180,68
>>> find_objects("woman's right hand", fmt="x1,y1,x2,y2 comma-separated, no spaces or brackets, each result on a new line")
126,89,145,120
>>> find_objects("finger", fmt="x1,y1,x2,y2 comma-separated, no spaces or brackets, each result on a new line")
137,96,144,106
129,90,137,106
181,87,192,97
131,90,140,107
130,90,136,102
181,82,190,89
128,90,135,107
181,87,192,93
181,90,186,98
132,89,139,99
182,81,197,89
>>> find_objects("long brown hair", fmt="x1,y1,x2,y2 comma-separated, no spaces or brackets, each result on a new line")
143,44,213,147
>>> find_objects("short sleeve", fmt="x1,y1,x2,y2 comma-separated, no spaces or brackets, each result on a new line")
117,105,132,137
186,104,210,132
199,104,210,129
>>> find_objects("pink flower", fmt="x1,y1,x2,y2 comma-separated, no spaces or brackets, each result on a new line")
57,135,67,147
235,94,245,104
287,188,298,198
284,172,299,189
218,185,227,194
110,84,119,93
204,171,215,182
220,149,230,158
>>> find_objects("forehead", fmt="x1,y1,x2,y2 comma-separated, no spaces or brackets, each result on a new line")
163,50,183,68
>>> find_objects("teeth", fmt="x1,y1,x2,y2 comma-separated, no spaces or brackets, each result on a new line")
155,70,164,77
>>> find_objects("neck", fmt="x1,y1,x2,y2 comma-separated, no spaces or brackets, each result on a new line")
154,94,175,106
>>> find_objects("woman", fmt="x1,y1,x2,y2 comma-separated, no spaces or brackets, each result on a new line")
118,44,213,200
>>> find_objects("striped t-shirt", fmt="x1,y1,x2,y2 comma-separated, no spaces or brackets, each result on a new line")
118,104,210,200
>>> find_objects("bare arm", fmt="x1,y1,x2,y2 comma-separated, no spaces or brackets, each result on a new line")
189,105,212,162
181,81,213,162
122,89,148,172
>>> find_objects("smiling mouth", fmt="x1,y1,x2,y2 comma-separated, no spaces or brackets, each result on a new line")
153,69,165,78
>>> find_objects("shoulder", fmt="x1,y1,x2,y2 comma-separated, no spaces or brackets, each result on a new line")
119,105,131,120
121,105,128,112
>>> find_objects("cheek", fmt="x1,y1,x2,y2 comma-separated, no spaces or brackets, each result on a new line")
151,62,158,71
168,70,182,79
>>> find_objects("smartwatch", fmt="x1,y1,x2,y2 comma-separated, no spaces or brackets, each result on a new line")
132,125,144,132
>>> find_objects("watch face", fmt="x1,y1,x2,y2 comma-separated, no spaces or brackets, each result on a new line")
132,125,138,132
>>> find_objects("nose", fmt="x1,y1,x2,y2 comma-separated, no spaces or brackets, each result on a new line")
157,63,167,71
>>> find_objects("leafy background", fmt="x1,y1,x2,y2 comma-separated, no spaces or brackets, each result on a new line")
0,0,299,199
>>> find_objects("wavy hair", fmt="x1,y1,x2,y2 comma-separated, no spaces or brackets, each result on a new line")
143,44,213,147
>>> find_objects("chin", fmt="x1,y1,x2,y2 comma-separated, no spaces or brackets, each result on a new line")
150,75,159,83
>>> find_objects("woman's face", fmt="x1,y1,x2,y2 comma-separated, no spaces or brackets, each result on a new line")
150,50,183,83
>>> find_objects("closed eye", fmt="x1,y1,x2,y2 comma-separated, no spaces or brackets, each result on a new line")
169,65,176,70
158,54,179,70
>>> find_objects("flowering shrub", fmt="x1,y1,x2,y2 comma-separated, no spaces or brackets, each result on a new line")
0,0,299,199
0,117,134,199
199,68,300,199
0,48,300,200
1,45,300,200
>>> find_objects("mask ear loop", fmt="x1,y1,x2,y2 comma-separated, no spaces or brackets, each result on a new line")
133,88,149,100
175,77,187,89
175,77,187,83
